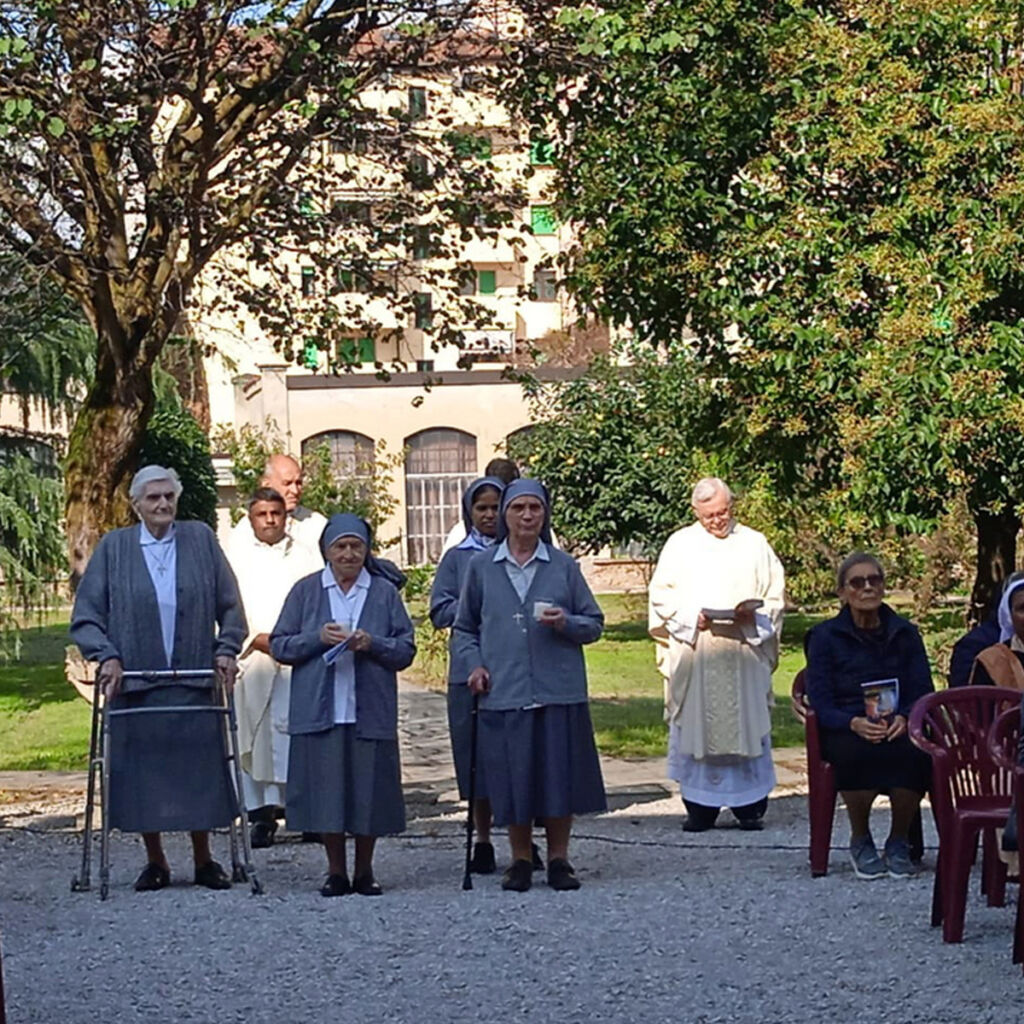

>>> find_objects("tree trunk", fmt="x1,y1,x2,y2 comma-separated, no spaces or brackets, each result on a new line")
969,505,1021,625
64,355,155,586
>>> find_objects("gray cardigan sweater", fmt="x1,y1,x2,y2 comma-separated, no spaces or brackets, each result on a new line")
70,521,246,688
453,547,603,710
270,572,415,739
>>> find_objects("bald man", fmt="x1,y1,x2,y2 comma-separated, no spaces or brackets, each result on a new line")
230,454,327,563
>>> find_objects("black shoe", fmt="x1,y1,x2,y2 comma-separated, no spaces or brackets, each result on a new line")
547,858,581,891
250,820,277,849
194,859,232,890
738,816,765,832
319,873,351,897
134,862,170,892
531,842,545,871
352,873,383,896
302,832,321,843
682,816,716,833
470,841,496,874
502,858,533,892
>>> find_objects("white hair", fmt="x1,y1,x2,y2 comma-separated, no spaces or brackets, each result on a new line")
691,477,732,506
129,465,183,503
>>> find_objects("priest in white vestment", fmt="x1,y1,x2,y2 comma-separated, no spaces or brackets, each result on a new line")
228,487,323,846
649,477,785,831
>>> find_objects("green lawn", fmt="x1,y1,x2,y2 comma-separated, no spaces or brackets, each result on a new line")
0,621,92,771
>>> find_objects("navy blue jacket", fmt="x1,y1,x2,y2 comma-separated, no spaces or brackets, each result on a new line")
805,603,934,733
270,572,415,739
453,547,603,710
948,617,1000,687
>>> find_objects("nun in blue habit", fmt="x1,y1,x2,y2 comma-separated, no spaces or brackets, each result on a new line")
454,479,607,892
270,513,415,897
429,475,505,874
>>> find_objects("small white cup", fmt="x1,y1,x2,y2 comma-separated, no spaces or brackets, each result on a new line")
533,600,554,621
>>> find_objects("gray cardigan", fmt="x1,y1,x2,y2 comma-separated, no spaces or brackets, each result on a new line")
453,547,603,711
270,572,415,739
70,521,246,688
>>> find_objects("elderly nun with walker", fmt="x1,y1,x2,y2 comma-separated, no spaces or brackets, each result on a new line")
454,479,607,892
270,513,415,897
70,465,251,895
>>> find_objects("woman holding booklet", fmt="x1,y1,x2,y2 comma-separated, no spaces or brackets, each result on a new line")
805,552,933,881
270,513,415,897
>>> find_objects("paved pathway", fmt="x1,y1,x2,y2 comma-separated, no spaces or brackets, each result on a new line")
0,678,809,829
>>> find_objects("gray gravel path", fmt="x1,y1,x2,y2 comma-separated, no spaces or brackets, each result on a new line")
2,682,1021,1021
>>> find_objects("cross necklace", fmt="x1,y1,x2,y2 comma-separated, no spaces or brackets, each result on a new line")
149,542,174,576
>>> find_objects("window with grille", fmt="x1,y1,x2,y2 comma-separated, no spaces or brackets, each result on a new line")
300,266,315,296
532,268,557,301
301,430,375,488
404,428,477,563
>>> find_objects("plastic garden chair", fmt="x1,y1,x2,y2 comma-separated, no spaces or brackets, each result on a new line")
793,669,924,877
909,686,1019,943
987,703,1024,971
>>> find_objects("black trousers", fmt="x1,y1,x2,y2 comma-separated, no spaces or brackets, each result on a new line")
683,796,768,826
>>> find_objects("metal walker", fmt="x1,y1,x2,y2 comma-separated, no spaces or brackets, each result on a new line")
71,669,264,899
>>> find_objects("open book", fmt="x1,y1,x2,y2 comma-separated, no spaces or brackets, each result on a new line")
700,598,764,623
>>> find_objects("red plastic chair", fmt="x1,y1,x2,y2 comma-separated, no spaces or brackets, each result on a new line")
792,669,836,876
793,669,924,877
987,703,1024,971
909,686,1018,943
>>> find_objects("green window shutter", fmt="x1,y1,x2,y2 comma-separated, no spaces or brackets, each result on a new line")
299,193,317,217
408,86,427,120
530,206,557,235
302,339,320,369
477,270,496,295
413,226,432,260
301,266,315,296
359,336,376,363
337,268,354,291
414,292,433,329
530,137,554,165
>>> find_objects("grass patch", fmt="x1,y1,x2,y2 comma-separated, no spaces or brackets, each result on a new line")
0,621,91,771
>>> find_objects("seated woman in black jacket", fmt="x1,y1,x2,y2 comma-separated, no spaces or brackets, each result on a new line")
806,552,933,881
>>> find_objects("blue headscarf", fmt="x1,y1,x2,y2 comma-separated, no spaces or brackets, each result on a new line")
319,513,407,590
457,476,505,551
497,478,552,545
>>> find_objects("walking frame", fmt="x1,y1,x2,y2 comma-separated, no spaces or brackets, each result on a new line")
71,668,264,899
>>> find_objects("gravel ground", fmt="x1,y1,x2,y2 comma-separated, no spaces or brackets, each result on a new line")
1,792,1020,1024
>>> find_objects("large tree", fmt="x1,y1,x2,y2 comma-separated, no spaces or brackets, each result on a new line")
510,0,1024,617
0,1,529,580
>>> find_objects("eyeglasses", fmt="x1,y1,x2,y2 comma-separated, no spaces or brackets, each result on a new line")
845,573,884,591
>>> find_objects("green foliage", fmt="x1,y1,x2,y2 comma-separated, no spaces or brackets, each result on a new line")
508,0,1024,611
0,453,65,659
138,373,217,528
211,421,287,513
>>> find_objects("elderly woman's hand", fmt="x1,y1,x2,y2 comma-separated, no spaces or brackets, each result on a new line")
468,666,490,694
347,629,372,653
886,714,908,741
215,654,238,695
850,715,889,743
97,657,123,699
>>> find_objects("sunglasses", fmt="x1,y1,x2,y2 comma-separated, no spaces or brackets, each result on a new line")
845,573,884,591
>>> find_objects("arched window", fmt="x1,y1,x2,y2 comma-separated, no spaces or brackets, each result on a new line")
404,428,477,563
301,430,375,482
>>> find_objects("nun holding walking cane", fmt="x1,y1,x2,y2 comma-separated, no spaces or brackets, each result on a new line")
453,479,607,892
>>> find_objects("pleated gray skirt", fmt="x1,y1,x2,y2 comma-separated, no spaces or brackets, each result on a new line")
478,703,607,827
286,724,406,836
447,683,487,800
107,684,236,833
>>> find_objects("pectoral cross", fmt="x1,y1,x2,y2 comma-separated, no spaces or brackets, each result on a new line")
512,612,525,627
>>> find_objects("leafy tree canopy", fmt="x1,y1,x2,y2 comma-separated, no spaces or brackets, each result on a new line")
510,0,1024,615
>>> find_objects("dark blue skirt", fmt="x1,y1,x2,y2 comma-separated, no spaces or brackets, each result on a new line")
108,684,236,833
286,724,406,836
821,729,931,794
447,684,487,800
478,703,607,827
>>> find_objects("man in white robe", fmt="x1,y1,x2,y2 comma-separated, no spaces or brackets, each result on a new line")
649,477,785,831
228,487,322,846
230,453,327,563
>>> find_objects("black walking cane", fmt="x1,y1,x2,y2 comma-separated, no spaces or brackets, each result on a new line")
462,691,480,891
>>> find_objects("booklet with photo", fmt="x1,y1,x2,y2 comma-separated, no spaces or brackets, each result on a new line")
700,598,764,623
861,678,900,722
